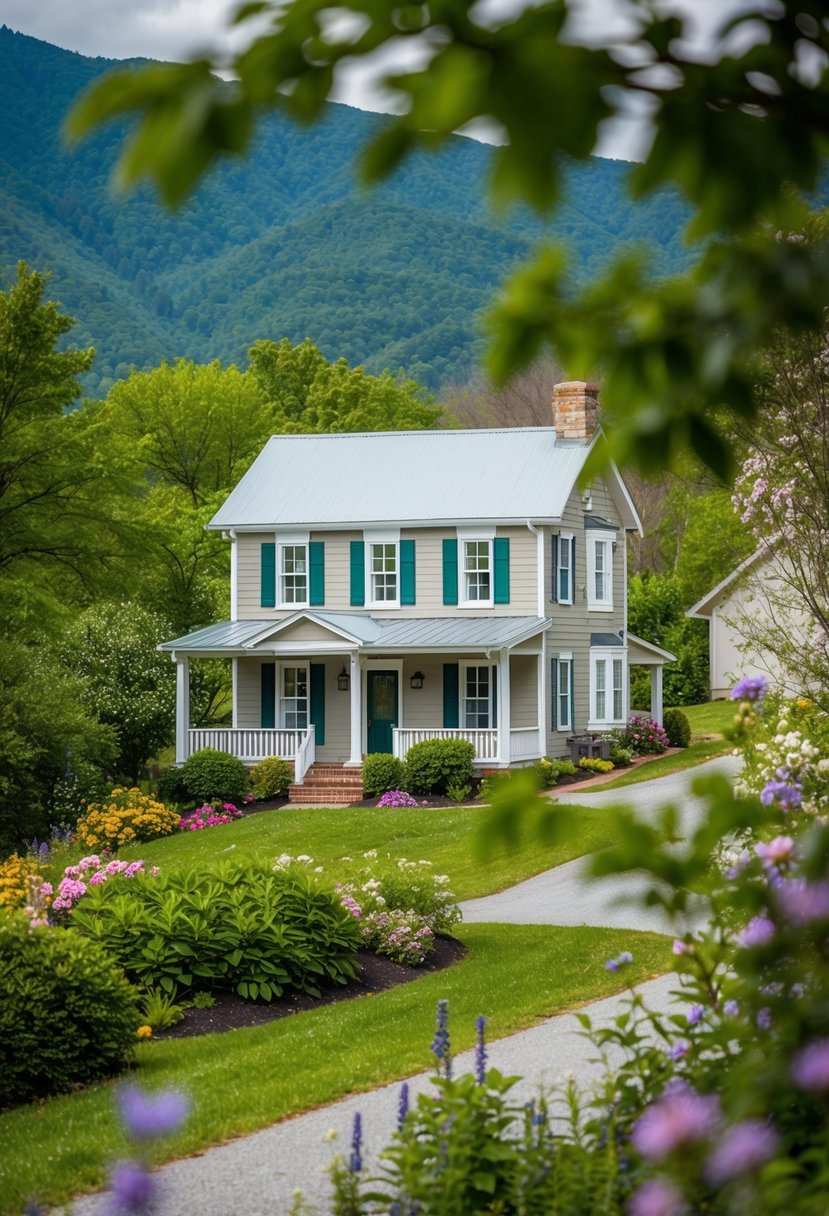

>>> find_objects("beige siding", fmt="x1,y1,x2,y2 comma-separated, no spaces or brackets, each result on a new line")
235,526,538,618
543,477,626,756
274,620,349,644
510,654,538,728
236,657,265,729
401,656,448,728
235,656,350,761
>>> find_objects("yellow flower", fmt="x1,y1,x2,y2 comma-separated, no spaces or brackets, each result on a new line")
136,1025,153,1039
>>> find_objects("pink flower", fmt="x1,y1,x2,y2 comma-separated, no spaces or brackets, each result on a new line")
792,1039,829,1091
40,882,53,896
755,836,794,866
628,1179,684,1216
705,1119,779,1184
632,1085,720,1160
88,871,107,886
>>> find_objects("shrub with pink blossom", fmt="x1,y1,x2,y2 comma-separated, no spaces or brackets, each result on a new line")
51,855,159,913
614,714,670,756
376,789,419,808
179,802,244,832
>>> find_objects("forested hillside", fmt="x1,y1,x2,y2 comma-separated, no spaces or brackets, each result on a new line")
0,26,694,394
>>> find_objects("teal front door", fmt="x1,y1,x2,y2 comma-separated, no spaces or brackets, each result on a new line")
367,670,398,754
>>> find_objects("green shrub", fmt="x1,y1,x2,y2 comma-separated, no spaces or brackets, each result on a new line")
445,780,471,803
141,987,184,1031
535,757,578,787
251,756,295,799
578,757,614,774
403,739,475,795
155,766,189,805
0,910,140,1107
609,743,634,767
663,708,692,748
71,861,361,1001
362,753,405,797
179,748,250,805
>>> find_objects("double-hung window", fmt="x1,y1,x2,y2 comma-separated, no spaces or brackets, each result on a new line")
369,542,398,604
282,665,308,729
463,664,491,727
463,540,492,605
587,530,614,611
588,648,626,728
557,534,574,604
280,543,308,606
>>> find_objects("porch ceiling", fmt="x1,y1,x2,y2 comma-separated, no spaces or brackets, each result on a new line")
160,613,551,654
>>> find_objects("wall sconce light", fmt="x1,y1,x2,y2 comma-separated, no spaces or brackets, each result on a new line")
337,666,350,691
410,671,425,690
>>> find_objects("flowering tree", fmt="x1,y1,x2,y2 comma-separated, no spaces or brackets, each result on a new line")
731,320,829,708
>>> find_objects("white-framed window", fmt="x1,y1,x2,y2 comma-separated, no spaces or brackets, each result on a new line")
281,664,308,729
556,653,573,731
558,534,573,604
588,647,626,728
279,542,308,606
587,530,615,611
462,663,492,728
368,541,399,604
462,540,493,605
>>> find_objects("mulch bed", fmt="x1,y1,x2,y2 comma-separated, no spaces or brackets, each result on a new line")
156,934,466,1039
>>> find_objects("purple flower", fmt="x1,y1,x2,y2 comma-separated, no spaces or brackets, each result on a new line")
777,880,829,924
431,999,452,1078
107,1162,155,1213
705,1119,779,1184
350,1111,362,1173
618,951,633,964
756,1007,773,1030
740,916,775,948
688,1004,704,1026
792,1039,829,1092
672,939,690,956
731,675,768,704
475,1015,487,1086
118,1087,190,1142
397,1082,409,1130
628,1179,684,1216
632,1085,720,1161
723,999,740,1017
605,958,620,972
670,1040,690,1061
760,779,802,812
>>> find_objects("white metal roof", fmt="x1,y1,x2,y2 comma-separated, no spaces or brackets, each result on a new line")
160,613,550,654
209,428,595,529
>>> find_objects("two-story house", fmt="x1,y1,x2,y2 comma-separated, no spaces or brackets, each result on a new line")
160,382,673,802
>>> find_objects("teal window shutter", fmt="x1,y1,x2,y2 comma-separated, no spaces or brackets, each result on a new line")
443,663,459,728
309,663,325,746
309,541,325,606
260,662,275,728
350,541,365,606
260,542,276,608
494,537,510,604
442,539,458,605
400,539,416,605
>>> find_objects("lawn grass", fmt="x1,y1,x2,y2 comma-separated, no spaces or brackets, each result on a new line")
117,800,619,900
676,700,737,740
0,922,672,1215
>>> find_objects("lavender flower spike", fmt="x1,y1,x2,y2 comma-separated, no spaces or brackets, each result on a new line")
475,1015,487,1085
397,1082,409,1130
350,1111,363,1173
431,999,452,1078
118,1086,190,1142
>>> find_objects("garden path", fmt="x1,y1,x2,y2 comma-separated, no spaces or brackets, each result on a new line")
69,755,738,1216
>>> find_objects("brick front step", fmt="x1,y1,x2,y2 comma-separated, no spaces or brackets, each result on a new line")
287,763,364,804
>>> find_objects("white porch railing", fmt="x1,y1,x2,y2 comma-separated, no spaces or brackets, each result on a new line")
187,727,306,764
392,727,498,762
293,725,316,785
509,726,543,762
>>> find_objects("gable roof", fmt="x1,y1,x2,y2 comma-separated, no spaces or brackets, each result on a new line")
208,428,641,532
686,548,769,619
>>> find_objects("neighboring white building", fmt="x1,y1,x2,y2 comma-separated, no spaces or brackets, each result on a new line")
161,383,675,801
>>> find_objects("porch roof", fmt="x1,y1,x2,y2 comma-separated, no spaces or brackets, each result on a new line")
160,613,551,654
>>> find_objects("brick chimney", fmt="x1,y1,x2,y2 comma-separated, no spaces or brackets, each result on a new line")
552,381,600,441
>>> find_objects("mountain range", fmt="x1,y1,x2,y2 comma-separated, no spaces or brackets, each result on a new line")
0,26,694,395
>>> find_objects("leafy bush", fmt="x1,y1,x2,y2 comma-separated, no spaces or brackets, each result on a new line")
403,738,475,795
251,756,295,799
0,910,140,1107
179,748,250,805
362,753,405,797
578,757,614,774
609,743,634,767
52,855,156,913
377,789,419,808
536,757,578,787
663,707,692,748
71,861,361,1001
141,987,184,1032
75,787,180,851
445,781,472,803
155,766,189,805
615,714,670,756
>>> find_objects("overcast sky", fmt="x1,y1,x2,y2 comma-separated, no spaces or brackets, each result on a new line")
4,0,751,161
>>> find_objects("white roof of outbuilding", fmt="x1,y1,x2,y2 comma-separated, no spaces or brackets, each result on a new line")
208,428,637,530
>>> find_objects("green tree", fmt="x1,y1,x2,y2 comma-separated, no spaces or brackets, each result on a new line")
248,338,442,432
627,572,709,708
66,1,829,479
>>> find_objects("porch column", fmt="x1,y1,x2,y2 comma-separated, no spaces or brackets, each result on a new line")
497,649,511,767
174,653,189,765
346,651,362,766
231,658,238,729
650,664,664,725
